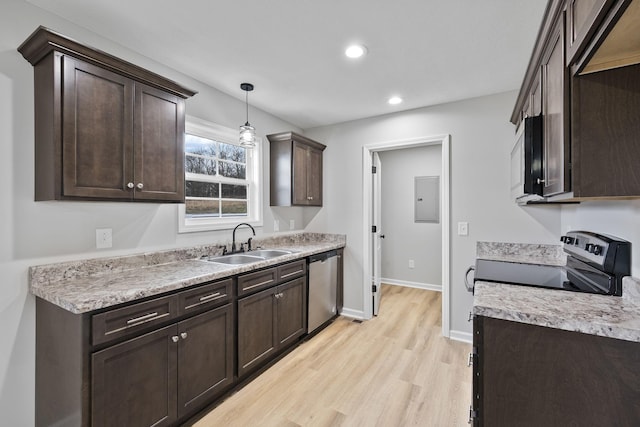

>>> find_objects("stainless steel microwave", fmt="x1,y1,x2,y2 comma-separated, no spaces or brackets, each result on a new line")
510,115,543,202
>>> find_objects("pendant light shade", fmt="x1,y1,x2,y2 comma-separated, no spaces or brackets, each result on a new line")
239,83,256,148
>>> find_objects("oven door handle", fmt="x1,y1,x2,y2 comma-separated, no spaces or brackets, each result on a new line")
465,265,475,293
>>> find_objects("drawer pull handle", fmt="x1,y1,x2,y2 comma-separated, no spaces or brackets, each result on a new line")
468,352,474,367
243,279,274,291
199,292,223,302
280,269,303,279
126,312,163,325
183,292,227,310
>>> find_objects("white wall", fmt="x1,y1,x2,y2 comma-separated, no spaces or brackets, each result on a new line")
0,1,306,424
562,201,640,278
378,146,442,286
304,91,562,337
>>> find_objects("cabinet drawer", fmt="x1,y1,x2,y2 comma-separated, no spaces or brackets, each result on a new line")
278,259,306,281
178,279,232,315
92,295,178,346
238,267,278,297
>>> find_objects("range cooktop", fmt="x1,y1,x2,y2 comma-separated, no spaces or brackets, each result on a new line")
471,231,630,296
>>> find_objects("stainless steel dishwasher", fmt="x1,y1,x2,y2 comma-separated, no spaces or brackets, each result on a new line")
308,250,338,333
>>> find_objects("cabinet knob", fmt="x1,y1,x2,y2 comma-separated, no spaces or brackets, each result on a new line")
127,182,134,189
136,183,144,190
171,336,179,343
180,332,188,340
536,178,545,185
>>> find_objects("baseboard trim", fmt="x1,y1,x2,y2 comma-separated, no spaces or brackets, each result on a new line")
381,278,442,292
339,307,366,320
449,330,473,344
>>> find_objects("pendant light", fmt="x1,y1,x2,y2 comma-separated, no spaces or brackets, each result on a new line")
239,83,256,148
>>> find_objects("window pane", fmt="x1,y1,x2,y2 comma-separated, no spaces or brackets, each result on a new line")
186,181,219,198
219,161,246,179
219,142,246,163
185,134,217,157
186,199,220,216
186,155,216,175
221,200,247,216
221,184,247,199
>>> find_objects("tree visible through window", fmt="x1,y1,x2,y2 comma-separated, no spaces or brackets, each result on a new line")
185,133,249,218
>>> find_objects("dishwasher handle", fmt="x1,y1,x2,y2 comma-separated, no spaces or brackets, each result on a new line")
308,250,338,263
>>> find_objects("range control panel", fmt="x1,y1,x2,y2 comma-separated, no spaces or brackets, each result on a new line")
561,231,630,275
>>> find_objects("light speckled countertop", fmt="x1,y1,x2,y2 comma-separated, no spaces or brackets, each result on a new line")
473,241,640,342
30,232,345,314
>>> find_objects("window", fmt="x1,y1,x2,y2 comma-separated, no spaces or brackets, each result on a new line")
179,116,262,232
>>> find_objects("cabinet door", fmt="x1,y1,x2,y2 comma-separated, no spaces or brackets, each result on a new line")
566,0,611,64
237,287,277,377
177,304,234,417
541,14,570,196
92,325,178,427
62,56,134,199
292,141,309,205
134,83,185,202
478,316,640,426
306,146,323,206
531,69,542,117
276,277,307,348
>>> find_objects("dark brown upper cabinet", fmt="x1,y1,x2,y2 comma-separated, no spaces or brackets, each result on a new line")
541,13,571,196
565,0,614,65
511,0,640,200
268,132,326,206
18,26,196,202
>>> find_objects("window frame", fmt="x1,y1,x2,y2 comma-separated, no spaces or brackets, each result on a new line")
178,116,263,233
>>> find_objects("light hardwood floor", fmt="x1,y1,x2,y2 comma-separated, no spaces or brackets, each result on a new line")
194,285,472,427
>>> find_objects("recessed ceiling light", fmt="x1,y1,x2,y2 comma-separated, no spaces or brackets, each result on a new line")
388,96,403,105
345,44,367,58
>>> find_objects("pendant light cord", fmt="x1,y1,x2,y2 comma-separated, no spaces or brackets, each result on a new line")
245,89,249,125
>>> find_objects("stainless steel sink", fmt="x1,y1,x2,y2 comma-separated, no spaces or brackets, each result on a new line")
248,249,294,259
207,254,265,265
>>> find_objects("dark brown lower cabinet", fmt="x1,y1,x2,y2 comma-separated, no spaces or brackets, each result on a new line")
91,304,234,427
92,325,178,427
472,316,640,426
237,276,307,378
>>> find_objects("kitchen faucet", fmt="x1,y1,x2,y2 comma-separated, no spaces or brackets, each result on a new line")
231,223,256,253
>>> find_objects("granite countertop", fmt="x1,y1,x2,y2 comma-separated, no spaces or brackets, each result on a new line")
30,232,345,314
473,241,640,343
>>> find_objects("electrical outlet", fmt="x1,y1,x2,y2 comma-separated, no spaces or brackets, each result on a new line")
289,219,295,230
274,220,280,232
458,222,469,236
96,228,112,249
409,259,415,269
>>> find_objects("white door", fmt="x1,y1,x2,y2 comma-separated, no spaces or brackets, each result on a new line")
372,152,383,315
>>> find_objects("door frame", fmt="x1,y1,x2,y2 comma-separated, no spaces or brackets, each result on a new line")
361,134,451,337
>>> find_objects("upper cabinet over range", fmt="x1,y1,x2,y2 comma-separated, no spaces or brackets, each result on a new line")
267,132,326,207
512,0,640,200
18,26,196,203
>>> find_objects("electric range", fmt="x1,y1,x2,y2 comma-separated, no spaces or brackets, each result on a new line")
468,231,630,296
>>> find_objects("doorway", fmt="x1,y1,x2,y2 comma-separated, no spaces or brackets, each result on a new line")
362,135,451,337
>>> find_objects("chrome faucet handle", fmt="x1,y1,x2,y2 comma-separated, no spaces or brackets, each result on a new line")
247,237,253,251
218,245,228,255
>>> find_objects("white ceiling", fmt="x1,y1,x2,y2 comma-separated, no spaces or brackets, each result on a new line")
24,0,547,129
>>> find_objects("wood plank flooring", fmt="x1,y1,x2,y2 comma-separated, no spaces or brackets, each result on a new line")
194,285,472,427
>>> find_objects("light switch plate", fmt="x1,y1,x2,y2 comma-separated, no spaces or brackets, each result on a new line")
289,219,295,230
274,220,280,232
457,222,469,236
96,228,112,249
